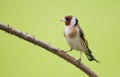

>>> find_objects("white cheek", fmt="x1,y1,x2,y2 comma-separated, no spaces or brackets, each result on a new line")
70,17,76,26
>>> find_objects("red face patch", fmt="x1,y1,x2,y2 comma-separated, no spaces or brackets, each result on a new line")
65,16,73,26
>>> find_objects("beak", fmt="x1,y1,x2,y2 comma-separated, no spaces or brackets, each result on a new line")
60,18,66,22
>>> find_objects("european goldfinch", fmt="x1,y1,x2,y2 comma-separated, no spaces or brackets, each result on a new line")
60,15,99,62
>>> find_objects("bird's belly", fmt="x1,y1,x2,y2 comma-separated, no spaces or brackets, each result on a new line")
66,37,83,51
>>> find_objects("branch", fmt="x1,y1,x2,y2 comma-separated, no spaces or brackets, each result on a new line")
0,23,98,77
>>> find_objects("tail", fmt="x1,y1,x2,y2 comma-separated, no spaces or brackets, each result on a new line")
85,49,99,63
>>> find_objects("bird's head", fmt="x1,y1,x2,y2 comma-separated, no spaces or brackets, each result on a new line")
60,15,78,27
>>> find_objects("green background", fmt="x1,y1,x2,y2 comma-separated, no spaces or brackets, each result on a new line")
0,0,120,77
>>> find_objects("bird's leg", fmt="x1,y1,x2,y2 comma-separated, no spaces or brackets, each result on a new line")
77,51,83,63
65,48,73,52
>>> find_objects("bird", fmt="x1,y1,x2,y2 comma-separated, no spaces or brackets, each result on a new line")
60,15,99,63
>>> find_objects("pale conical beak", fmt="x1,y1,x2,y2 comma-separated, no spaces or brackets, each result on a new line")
60,18,66,22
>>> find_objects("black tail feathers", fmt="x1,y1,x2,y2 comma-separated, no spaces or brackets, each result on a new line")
87,54,99,63
85,50,99,63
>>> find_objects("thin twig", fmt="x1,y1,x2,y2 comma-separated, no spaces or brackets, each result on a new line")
0,23,98,77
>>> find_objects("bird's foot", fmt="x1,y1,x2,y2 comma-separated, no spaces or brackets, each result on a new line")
65,48,73,53
77,58,81,65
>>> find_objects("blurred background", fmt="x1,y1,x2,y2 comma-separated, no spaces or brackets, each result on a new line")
0,0,120,77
